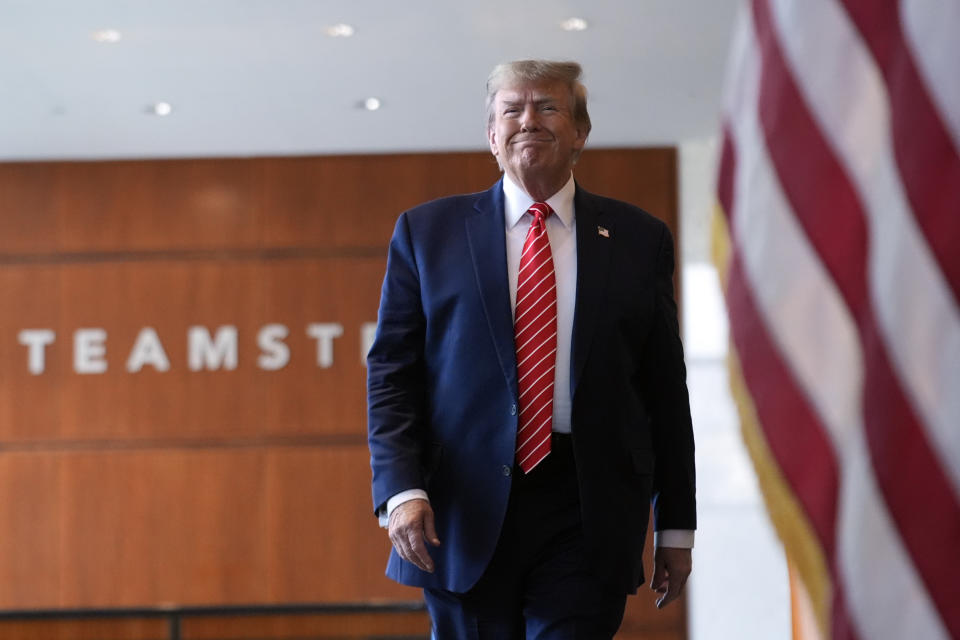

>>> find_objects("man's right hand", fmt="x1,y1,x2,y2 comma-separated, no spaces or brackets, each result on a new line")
387,498,441,573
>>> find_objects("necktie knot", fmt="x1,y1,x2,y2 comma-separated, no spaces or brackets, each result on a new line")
528,202,553,225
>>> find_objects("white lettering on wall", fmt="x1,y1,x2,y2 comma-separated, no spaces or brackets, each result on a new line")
257,324,290,370
18,329,56,375
360,322,378,365
188,325,238,371
14,323,376,375
306,323,343,369
74,328,108,374
126,327,171,373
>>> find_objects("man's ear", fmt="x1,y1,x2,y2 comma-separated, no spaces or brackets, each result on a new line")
487,127,499,157
572,126,587,155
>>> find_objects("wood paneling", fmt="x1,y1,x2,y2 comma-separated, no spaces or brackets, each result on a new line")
183,611,431,638
0,149,681,639
0,154,504,256
0,611,430,640
0,454,62,607
59,449,269,607
577,148,678,229
0,259,384,442
264,448,394,601
0,447,410,609
0,150,673,256
0,619,168,640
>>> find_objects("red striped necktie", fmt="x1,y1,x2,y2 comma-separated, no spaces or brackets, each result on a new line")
514,201,557,474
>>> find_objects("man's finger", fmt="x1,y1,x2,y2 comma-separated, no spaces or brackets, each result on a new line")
656,573,687,609
651,547,692,609
389,530,414,567
405,529,435,573
392,529,432,572
390,524,419,568
423,508,441,546
387,500,437,573
650,558,667,593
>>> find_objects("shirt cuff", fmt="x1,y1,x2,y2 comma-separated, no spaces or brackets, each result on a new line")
378,489,430,528
654,529,695,549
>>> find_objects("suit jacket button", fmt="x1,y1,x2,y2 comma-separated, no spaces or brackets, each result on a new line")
510,404,517,416
502,465,512,477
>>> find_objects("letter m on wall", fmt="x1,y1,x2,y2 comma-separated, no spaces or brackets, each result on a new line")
188,326,238,371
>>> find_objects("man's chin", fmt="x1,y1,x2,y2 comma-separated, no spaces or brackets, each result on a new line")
511,150,551,170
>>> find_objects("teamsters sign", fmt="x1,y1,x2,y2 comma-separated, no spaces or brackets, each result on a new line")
15,323,378,375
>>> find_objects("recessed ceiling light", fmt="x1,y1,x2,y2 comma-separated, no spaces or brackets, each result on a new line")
324,23,355,37
149,102,173,116
92,28,122,43
362,97,381,111
560,17,589,31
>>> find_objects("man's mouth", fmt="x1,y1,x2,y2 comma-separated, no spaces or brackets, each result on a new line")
512,137,551,145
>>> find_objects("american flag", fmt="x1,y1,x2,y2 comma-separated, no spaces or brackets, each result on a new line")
713,1,959,638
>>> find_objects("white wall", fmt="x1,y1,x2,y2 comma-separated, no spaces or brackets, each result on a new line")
679,137,791,640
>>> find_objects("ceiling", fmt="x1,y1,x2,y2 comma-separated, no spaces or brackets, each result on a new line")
0,1,740,161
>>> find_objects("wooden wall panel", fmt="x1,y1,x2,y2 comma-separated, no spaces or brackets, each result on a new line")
0,258,385,442
0,267,64,440
0,150,674,255
0,154,505,256
2,446,406,610
183,611,431,639
0,149,683,639
0,454,62,607
0,164,59,254
264,448,400,601
0,619,168,640
577,148,678,227
50,161,264,254
59,449,270,607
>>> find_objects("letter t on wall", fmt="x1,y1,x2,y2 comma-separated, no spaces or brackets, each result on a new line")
18,329,56,375
306,323,344,368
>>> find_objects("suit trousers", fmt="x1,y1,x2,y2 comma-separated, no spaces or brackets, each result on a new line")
424,434,628,639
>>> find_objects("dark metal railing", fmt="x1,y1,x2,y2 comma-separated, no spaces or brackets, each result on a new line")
0,601,428,640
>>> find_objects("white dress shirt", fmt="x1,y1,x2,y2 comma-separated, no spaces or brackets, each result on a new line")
503,172,577,434
383,174,693,549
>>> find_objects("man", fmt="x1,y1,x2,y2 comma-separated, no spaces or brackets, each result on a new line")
368,60,696,638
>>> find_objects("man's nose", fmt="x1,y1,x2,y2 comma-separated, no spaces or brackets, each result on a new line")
519,105,541,131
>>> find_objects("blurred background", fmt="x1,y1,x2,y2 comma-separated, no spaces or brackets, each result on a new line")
4,1,954,639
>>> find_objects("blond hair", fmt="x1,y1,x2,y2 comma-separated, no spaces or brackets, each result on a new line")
485,60,592,136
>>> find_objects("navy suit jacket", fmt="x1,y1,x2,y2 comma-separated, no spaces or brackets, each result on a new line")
367,179,696,595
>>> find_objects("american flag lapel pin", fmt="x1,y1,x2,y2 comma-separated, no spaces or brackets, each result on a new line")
597,226,610,238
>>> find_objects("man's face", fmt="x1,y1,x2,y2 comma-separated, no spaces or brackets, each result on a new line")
487,80,587,189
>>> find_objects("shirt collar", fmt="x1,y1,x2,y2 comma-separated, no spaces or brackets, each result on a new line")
503,172,576,230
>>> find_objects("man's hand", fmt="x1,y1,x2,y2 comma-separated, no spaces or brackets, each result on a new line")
387,498,441,573
651,546,692,609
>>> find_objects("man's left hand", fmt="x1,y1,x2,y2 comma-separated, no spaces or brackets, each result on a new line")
651,546,692,609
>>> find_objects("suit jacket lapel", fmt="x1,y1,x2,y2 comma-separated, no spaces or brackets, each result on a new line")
571,186,613,397
465,180,518,396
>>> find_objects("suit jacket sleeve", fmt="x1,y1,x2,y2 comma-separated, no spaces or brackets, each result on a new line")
367,212,428,514
643,224,697,532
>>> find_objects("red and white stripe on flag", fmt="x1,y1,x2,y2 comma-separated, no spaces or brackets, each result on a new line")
714,1,960,639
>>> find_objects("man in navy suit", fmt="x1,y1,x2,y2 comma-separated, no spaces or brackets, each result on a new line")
367,60,696,638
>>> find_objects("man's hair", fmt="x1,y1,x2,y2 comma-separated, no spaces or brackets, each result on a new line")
485,60,592,137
